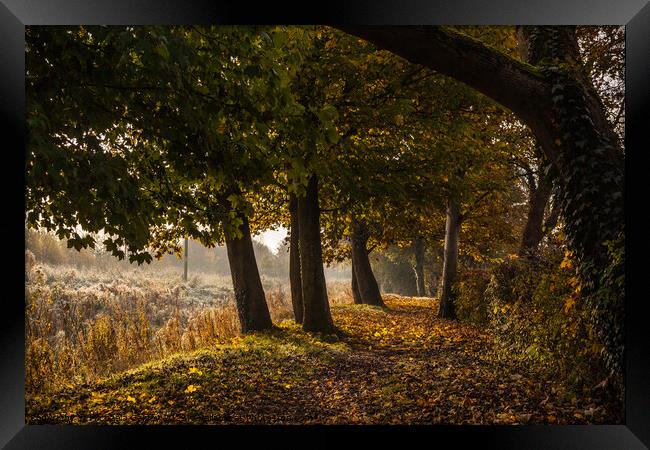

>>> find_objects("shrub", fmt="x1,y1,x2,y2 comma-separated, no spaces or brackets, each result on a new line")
82,314,119,371
484,245,606,389
25,337,55,391
455,269,491,326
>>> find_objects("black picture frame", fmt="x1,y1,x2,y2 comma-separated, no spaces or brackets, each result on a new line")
2,1,648,448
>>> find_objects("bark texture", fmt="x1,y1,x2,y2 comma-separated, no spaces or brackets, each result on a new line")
289,194,304,324
297,175,334,333
438,198,462,319
544,198,560,235
350,219,384,307
351,265,363,304
519,170,553,255
413,238,426,296
224,216,273,333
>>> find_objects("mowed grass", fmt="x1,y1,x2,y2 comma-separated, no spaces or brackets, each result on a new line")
26,296,618,425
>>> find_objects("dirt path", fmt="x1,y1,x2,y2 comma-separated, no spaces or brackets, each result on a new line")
27,295,619,424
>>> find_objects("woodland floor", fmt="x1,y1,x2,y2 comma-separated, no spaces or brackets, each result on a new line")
26,295,620,425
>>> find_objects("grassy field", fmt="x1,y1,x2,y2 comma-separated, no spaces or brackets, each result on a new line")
25,258,352,394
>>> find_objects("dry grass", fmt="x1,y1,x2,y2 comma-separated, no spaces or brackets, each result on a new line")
25,251,352,394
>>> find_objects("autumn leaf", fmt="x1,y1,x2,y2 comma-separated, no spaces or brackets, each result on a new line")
564,296,576,313
185,385,200,394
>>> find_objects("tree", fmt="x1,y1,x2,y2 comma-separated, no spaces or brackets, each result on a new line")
297,175,334,332
412,238,426,297
438,197,461,319
26,25,295,332
338,26,624,383
518,155,556,255
288,194,304,323
290,28,446,308
350,219,384,306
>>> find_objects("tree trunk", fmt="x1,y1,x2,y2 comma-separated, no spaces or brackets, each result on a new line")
298,175,334,333
519,171,553,255
350,264,363,304
426,246,444,297
288,194,304,324
413,238,426,296
544,197,560,235
224,216,273,333
438,198,462,319
517,26,624,381
350,219,384,307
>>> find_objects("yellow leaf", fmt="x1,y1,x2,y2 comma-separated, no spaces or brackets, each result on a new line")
564,296,576,313
126,396,136,403
185,384,200,393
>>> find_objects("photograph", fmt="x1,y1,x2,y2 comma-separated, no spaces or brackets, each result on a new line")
23,24,628,427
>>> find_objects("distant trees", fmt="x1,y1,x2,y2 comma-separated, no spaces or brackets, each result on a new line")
412,238,426,297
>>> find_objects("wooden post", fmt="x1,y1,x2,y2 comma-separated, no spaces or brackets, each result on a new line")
183,238,188,281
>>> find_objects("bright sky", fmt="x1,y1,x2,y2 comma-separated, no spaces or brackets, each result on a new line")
253,227,288,255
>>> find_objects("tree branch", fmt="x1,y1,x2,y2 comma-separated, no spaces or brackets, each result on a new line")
336,26,556,157
461,190,492,219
